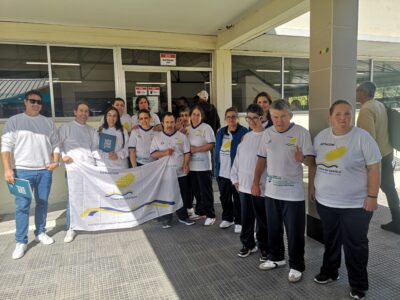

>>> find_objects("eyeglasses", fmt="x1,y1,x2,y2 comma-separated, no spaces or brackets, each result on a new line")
225,116,237,120
245,116,261,123
27,99,42,105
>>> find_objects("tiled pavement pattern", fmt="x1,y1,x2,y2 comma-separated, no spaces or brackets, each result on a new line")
0,203,400,299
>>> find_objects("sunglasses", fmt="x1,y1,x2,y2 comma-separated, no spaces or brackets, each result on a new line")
27,99,43,105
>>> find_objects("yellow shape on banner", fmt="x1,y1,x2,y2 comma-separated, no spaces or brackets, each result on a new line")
116,173,135,188
324,146,347,161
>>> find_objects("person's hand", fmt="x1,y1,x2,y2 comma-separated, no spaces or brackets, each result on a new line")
190,145,198,153
132,124,139,130
4,169,15,184
309,185,316,202
108,152,118,160
294,145,304,163
166,148,174,156
63,156,74,164
153,124,162,132
180,127,188,135
47,162,59,170
234,183,239,192
251,182,261,197
183,164,189,175
364,196,378,211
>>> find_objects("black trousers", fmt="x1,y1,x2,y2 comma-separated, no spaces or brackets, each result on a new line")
317,202,373,291
381,152,400,224
265,197,305,272
240,192,268,251
161,176,190,224
217,176,241,224
189,170,215,218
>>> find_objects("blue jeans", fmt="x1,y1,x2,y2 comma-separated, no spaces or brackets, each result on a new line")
14,169,53,244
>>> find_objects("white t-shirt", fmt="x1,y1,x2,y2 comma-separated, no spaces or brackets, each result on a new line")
150,130,190,177
187,122,215,171
257,123,314,201
219,132,233,179
95,127,129,169
314,127,381,208
59,120,97,166
132,112,161,128
1,113,60,169
231,131,267,194
99,113,132,134
128,126,157,165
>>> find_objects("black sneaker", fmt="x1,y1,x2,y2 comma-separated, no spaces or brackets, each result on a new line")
237,246,257,258
259,250,268,262
314,273,339,284
381,221,400,234
178,218,195,226
350,289,365,299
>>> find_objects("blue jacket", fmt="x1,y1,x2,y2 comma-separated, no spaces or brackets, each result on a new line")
215,124,248,177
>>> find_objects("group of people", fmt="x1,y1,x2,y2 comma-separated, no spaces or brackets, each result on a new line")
1,82,399,300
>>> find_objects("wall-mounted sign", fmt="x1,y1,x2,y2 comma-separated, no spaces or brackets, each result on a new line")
160,53,176,66
148,87,161,96
135,86,148,96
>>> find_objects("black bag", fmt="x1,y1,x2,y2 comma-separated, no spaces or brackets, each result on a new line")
386,106,400,151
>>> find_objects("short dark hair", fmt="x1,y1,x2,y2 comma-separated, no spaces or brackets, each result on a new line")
225,106,238,117
329,99,353,116
25,90,42,100
137,109,151,118
162,112,175,122
253,92,272,104
357,81,376,99
135,96,150,111
179,106,190,115
190,105,205,120
74,101,90,111
246,103,263,116
112,97,125,105
270,99,291,112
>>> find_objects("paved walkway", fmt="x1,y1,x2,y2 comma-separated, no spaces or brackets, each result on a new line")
0,196,400,299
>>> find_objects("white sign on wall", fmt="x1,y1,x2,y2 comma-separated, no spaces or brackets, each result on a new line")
135,86,148,96
160,53,176,66
148,87,160,96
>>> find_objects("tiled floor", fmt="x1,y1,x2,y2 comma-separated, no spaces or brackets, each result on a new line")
0,201,399,299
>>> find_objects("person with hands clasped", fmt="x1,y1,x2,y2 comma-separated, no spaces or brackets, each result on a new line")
251,99,315,283
310,100,381,300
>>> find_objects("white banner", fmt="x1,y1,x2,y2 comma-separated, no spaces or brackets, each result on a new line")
66,157,182,231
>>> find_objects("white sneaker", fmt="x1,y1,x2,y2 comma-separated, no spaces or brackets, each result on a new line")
204,218,216,226
219,220,234,229
34,233,54,245
259,259,286,270
288,268,303,283
12,243,27,259
189,213,201,220
187,208,195,216
64,229,77,243
234,224,242,234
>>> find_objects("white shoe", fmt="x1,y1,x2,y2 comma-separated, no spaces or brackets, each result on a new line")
259,259,286,270
187,208,195,216
219,220,234,229
204,218,216,226
64,229,77,243
288,269,303,283
12,243,27,259
34,233,54,245
234,224,242,234
189,213,201,220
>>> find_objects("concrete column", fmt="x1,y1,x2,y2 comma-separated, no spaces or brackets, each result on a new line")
212,49,232,117
308,0,359,242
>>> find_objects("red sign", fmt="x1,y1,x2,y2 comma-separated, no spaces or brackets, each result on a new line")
160,53,176,66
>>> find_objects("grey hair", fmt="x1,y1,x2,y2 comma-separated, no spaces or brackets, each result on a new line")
270,99,291,112
357,81,376,99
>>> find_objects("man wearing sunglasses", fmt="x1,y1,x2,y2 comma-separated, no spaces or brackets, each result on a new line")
1,90,60,259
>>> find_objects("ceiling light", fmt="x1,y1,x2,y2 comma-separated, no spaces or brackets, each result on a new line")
256,69,289,73
136,82,166,85
46,80,82,84
26,62,80,66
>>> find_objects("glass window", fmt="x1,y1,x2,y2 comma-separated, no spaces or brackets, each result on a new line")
50,46,115,117
121,49,211,68
373,60,400,109
0,44,51,118
232,55,282,112
284,58,309,111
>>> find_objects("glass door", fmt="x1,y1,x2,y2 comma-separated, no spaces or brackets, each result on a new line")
125,71,168,117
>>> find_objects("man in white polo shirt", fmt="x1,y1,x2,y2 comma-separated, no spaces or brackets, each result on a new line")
252,99,315,283
1,90,60,259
